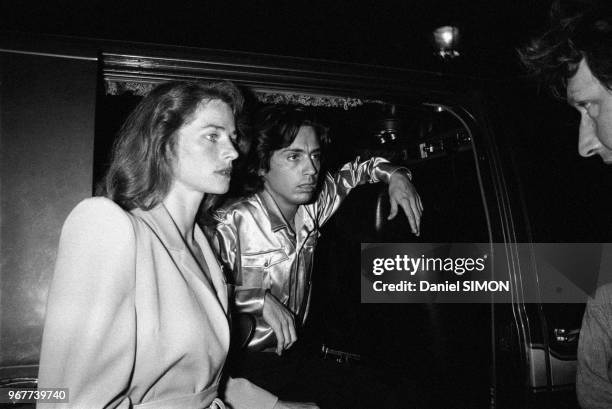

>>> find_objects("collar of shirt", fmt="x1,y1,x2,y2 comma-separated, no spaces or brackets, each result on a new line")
256,189,317,237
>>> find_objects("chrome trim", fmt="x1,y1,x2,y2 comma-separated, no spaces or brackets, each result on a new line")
0,48,96,61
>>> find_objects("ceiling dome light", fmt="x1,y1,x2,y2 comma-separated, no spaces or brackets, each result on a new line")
433,26,460,59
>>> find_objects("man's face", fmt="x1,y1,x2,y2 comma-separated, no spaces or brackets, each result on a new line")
567,59,612,164
262,125,321,214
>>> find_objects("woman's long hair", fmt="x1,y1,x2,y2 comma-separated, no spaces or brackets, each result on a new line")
98,81,245,210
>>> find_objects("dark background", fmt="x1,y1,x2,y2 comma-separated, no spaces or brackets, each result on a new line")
4,0,612,236
1,0,555,78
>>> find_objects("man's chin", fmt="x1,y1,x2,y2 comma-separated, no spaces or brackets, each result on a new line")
291,191,316,205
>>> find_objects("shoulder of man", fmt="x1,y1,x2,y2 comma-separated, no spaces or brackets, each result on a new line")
213,194,262,224
589,283,612,308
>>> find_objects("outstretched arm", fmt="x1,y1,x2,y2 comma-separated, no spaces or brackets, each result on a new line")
315,157,423,235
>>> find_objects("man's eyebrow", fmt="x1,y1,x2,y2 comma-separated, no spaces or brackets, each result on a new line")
279,147,321,154
280,148,306,153
569,97,591,108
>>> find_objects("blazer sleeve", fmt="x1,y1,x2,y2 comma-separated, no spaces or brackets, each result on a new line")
37,197,136,409
223,377,278,409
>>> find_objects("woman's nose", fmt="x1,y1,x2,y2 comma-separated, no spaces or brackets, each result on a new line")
224,140,239,161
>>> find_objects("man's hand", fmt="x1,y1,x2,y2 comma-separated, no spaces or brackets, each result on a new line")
273,400,320,409
388,172,423,236
262,292,297,355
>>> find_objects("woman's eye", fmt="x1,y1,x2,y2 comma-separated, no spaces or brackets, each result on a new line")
205,133,219,142
287,154,299,161
311,154,321,161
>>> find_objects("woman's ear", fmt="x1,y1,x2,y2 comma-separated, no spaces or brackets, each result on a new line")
164,138,174,158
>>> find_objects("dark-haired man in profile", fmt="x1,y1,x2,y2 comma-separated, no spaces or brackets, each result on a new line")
210,105,422,407
521,2,612,407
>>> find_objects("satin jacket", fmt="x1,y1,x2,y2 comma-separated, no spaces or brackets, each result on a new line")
211,157,409,352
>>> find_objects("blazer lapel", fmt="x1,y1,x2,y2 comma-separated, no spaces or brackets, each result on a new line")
194,225,229,314
132,204,227,312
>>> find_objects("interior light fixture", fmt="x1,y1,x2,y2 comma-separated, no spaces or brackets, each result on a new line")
374,105,401,145
433,26,460,59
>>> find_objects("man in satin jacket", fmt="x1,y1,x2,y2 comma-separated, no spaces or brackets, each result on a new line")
209,105,422,405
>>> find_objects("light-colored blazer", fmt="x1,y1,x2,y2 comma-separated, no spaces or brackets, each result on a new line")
38,197,277,409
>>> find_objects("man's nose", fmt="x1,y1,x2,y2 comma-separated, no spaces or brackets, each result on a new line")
303,157,318,175
578,116,602,158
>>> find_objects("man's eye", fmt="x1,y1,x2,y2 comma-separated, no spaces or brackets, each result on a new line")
588,103,600,118
205,133,219,142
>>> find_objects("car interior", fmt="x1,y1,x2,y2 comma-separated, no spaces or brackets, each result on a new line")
3,34,612,408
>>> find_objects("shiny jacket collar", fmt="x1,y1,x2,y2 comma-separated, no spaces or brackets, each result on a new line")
256,188,317,236
258,188,289,233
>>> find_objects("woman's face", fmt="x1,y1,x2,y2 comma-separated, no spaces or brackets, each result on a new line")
171,99,239,195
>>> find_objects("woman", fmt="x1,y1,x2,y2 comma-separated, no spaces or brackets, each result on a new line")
38,81,316,409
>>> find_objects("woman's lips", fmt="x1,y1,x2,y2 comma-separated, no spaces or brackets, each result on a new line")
215,168,232,177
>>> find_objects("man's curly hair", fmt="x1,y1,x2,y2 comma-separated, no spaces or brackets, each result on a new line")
519,0,612,98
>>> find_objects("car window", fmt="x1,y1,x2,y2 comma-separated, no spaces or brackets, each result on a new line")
312,101,493,408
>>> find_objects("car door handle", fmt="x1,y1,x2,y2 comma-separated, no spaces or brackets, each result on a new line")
553,328,580,343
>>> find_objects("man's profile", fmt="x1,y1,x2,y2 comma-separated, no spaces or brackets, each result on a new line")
521,2,612,407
